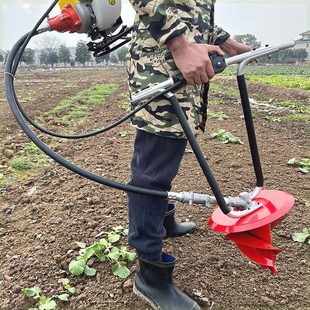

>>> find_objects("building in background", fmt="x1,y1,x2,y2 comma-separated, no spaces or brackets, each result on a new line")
294,30,310,62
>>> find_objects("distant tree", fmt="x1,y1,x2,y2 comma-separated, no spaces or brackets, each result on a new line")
110,53,118,64
35,34,62,53
75,41,91,66
39,50,49,65
36,34,62,67
117,46,128,65
47,51,59,67
95,53,110,66
103,53,110,65
20,48,35,65
95,55,104,66
0,53,3,63
58,45,71,66
234,34,262,49
294,48,308,62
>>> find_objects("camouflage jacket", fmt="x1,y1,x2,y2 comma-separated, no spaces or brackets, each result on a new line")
127,0,230,139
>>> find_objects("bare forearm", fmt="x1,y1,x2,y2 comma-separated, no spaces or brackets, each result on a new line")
220,37,252,56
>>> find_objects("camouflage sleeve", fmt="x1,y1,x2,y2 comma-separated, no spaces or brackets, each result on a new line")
129,0,188,47
210,25,230,45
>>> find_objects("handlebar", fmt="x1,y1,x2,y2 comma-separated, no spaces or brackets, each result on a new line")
131,41,296,104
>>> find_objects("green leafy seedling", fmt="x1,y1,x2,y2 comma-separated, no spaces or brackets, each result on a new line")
21,286,41,299
119,102,131,111
84,265,97,276
210,129,243,144
287,157,310,174
112,261,131,279
108,231,121,243
119,130,134,138
68,227,136,279
292,228,310,244
69,259,86,276
57,294,70,302
58,278,76,294
38,296,57,310
208,111,228,121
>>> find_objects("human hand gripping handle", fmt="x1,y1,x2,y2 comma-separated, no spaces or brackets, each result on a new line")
167,34,225,85
131,51,226,105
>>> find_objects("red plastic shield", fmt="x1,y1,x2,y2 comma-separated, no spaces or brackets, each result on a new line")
208,190,295,274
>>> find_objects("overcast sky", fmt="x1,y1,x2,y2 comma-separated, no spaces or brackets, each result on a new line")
0,0,309,50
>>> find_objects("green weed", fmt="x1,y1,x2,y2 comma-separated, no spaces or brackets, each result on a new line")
69,226,136,279
23,143,43,155
210,129,243,144
119,131,134,138
292,228,310,245
10,157,36,171
287,158,310,174
246,75,310,91
211,83,240,98
119,102,131,111
282,113,310,122
208,111,228,121
1,143,49,189
21,278,75,310
48,84,118,125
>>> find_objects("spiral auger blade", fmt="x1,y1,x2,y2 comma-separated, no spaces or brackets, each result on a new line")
208,190,295,274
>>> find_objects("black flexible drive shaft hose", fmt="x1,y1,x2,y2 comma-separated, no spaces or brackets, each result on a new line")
237,75,264,187
5,33,168,199
168,95,230,214
4,0,229,214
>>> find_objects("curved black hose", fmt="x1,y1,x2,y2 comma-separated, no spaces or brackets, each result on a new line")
5,34,168,198
7,3,177,140
13,0,59,73
11,33,180,139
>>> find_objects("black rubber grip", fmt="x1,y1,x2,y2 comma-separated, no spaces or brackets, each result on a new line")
209,51,226,74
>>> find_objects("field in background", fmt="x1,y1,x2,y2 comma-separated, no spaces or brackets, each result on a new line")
0,66,309,310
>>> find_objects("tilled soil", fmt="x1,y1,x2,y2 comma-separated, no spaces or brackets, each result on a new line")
0,68,309,310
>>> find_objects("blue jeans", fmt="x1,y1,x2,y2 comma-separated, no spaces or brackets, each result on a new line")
127,129,187,261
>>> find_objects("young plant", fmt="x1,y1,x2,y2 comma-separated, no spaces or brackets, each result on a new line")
292,228,310,245
21,279,76,310
69,226,136,279
119,102,131,111
210,129,243,144
21,287,56,310
208,111,228,121
287,157,310,174
119,130,134,138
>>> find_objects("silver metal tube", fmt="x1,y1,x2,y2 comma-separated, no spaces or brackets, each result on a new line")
168,191,258,209
225,41,296,76
131,78,174,104
249,186,263,200
37,24,52,34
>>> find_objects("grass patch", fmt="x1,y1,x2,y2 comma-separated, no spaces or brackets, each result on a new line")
221,65,310,76
1,143,50,189
10,157,36,171
246,75,310,90
282,113,310,122
210,129,243,144
208,111,228,120
271,101,304,109
211,82,240,98
210,98,224,105
48,84,119,125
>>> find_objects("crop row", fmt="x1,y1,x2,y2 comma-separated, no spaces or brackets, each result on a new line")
222,65,310,76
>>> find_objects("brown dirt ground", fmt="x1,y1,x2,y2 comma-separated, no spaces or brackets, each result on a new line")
0,68,309,310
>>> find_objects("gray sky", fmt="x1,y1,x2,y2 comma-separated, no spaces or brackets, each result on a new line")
0,0,309,50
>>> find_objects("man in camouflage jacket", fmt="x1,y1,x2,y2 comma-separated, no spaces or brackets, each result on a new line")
127,1,252,309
